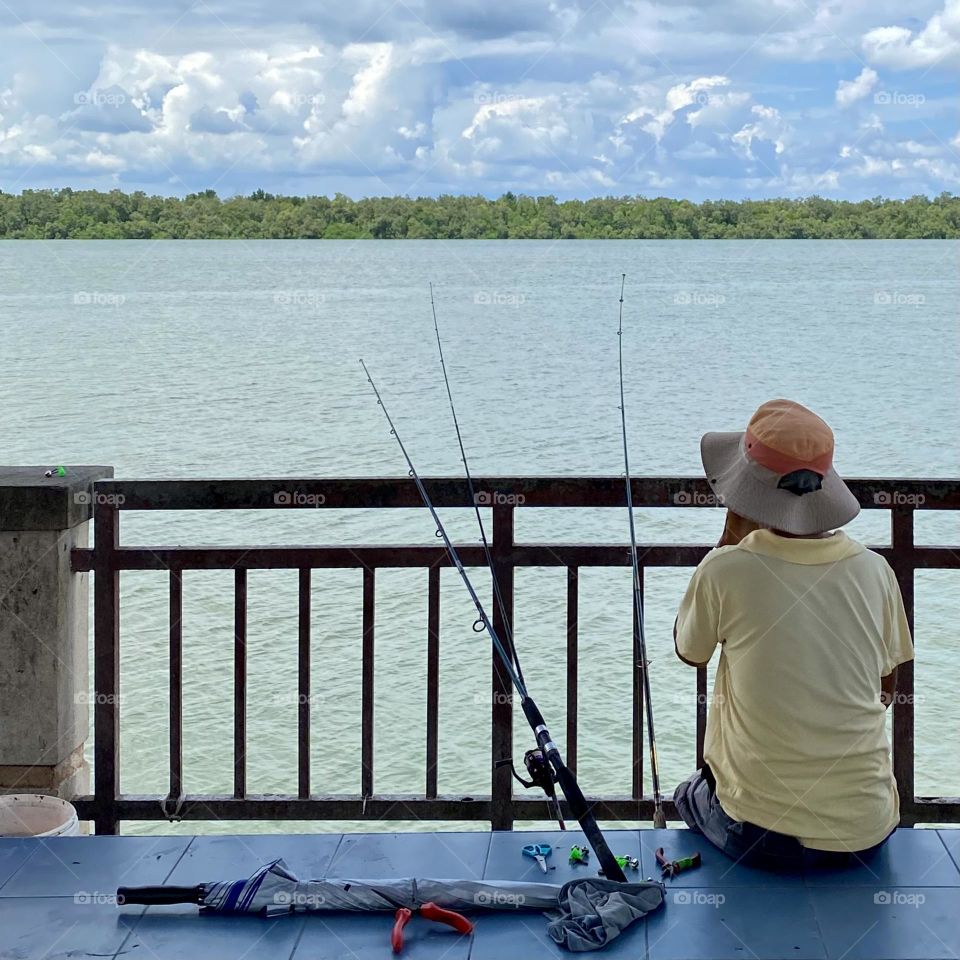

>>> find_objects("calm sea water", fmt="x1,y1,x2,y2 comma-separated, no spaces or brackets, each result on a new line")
1,239,957,834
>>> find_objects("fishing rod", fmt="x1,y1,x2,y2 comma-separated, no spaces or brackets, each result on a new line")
360,358,628,884
618,273,666,829
428,284,525,689
429,286,565,827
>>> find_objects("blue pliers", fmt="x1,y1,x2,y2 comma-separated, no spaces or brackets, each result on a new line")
522,843,552,873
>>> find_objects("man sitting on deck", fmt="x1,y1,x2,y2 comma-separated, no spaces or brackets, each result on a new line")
673,399,914,869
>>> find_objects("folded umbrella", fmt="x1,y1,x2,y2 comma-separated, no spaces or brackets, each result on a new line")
117,859,560,917
117,859,665,952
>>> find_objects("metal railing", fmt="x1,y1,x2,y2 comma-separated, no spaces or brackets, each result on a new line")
70,476,960,834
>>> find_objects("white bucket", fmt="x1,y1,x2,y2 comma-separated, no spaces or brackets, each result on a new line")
0,795,80,838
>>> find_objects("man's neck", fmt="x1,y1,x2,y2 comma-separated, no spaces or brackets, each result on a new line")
769,528,835,540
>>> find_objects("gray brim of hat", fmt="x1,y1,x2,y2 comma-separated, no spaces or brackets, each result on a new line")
700,431,860,536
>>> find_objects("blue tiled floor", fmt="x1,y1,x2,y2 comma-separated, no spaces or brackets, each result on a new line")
647,886,826,960
0,835,191,897
1,829,958,959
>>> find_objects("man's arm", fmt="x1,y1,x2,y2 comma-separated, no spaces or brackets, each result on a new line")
673,510,750,668
674,617,710,668
880,668,897,709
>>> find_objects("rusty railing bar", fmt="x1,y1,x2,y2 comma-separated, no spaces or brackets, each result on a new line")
93,499,120,835
632,565,644,800
891,507,916,811
361,567,375,799
426,566,440,799
70,542,960,573
298,568,311,799
70,793,960,826
234,569,247,799
169,569,183,804
85,476,960,511
566,567,579,775
490,503,515,830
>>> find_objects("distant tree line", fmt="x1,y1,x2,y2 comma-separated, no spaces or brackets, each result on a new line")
0,188,957,239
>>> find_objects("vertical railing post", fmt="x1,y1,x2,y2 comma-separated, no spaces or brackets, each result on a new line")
632,565,645,801
168,569,183,810
565,567,579,776
361,568,376,802
233,569,247,799
490,503,515,830
890,506,916,824
298,568,311,799
93,498,120,834
426,566,441,799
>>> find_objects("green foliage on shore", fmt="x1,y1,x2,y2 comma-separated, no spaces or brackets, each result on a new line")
0,188,957,239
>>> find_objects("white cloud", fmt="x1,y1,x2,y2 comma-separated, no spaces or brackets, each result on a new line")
862,0,960,69
674,141,720,159
896,140,941,156
340,44,393,121
620,76,733,142
83,149,125,170
23,143,54,163
835,67,878,107
460,94,588,167
839,140,960,184
731,105,791,158
0,1,954,197
687,91,751,128
398,122,426,139
783,168,840,192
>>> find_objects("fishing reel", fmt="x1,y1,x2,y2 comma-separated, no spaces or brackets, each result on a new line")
496,748,567,829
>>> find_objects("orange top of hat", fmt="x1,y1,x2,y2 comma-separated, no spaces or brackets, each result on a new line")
743,399,835,477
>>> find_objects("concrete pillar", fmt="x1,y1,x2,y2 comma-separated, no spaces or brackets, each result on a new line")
0,466,113,799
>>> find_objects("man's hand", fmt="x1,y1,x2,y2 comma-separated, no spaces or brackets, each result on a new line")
717,510,761,547
880,669,898,709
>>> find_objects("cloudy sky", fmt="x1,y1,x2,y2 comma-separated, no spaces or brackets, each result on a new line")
0,0,957,199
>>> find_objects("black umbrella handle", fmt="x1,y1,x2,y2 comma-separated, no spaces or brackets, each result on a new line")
116,885,205,905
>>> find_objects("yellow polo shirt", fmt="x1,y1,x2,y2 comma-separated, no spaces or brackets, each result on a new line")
675,529,914,852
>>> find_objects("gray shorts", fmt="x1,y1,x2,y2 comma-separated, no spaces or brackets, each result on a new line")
673,767,892,871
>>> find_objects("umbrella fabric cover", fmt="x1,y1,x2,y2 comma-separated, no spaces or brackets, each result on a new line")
547,877,665,952
119,861,664,952
199,860,561,917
